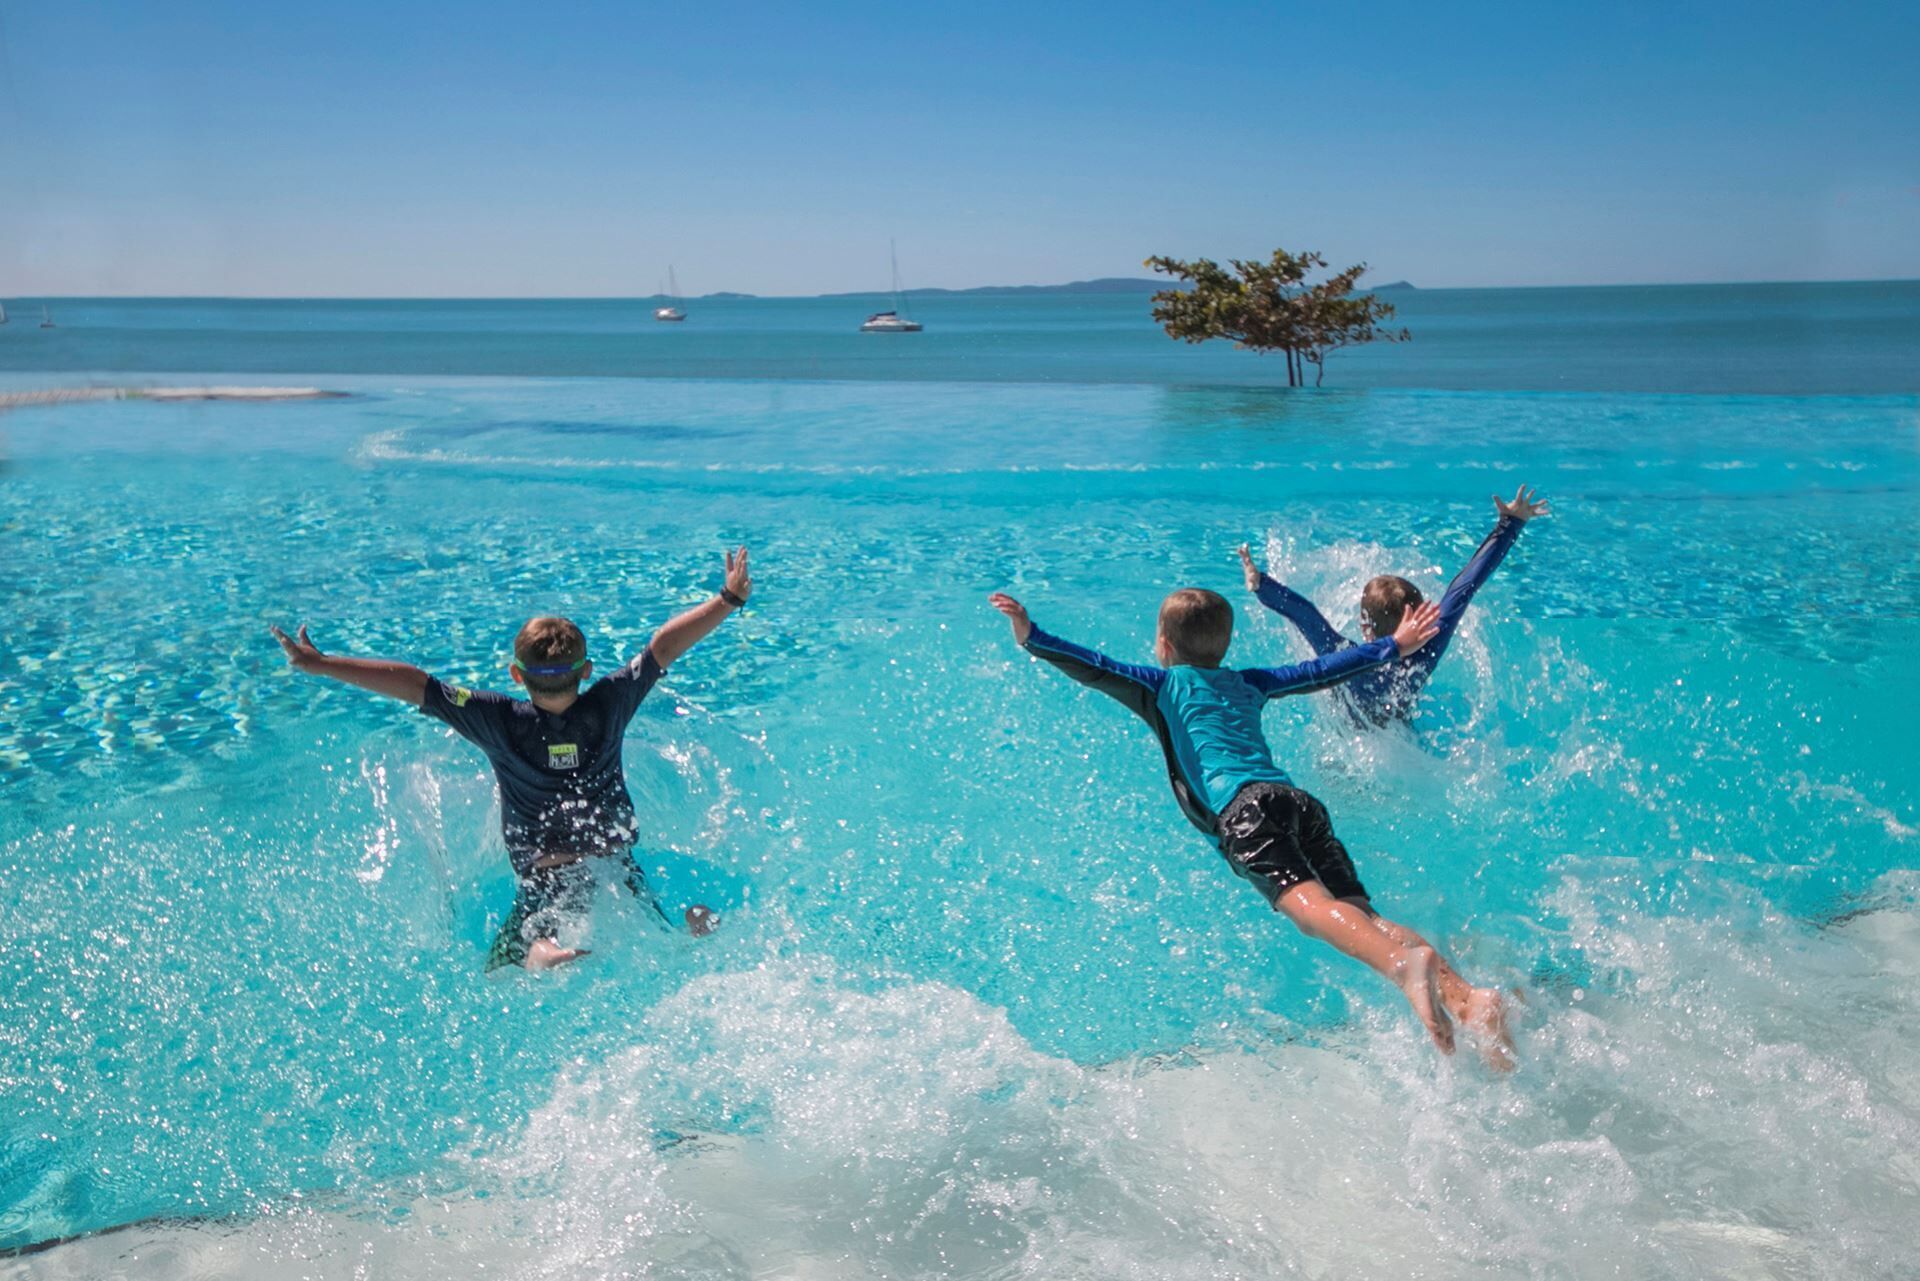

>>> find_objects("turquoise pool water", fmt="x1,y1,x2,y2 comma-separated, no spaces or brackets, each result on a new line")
2,364,1918,1276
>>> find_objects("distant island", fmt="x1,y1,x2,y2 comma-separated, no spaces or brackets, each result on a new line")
817,277,1170,299
644,277,1404,301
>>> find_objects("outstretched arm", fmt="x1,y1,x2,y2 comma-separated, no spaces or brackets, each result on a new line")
1238,543,1351,656
989,593,1165,720
1427,486,1548,657
1249,601,1441,698
271,625,429,705
648,547,752,669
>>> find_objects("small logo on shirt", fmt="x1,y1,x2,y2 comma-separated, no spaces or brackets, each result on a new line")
547,742,580,770
452,686,473,707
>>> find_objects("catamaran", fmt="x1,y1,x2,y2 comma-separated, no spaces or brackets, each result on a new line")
654,268,686,322
39,305,55,329
860,242,923,333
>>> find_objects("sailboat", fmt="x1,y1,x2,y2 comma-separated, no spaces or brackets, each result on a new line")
860,241,923,333
654,268,686,322
39,305,55,329
0,302,8,325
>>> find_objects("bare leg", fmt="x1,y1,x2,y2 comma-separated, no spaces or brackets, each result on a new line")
1278,881,1454,1054
1342,896,1515,1073
525,938,590,970
1458,988,1515,1072
1340,899,1473,1015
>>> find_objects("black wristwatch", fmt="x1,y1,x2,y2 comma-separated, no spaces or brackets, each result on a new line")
720,586,746,608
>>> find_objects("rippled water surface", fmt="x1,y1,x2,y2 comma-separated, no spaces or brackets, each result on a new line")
7,283,1920,394
2,374,1917,1278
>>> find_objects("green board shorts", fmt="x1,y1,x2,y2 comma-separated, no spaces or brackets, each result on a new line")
486,851,674,971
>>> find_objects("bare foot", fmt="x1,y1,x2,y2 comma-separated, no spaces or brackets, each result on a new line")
525,938,590,971
1464,987,1517,1073
685,905,719,937
1393,946,1455,1055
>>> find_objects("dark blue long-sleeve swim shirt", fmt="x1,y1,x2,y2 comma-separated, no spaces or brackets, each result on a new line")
1252,514,1525,724
1019,625,1399,839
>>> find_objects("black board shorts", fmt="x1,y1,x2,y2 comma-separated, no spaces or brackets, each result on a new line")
486,851,673,971
1217,782,1369,907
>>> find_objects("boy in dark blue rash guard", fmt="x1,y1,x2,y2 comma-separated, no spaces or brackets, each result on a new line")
989,586,1515,1067
1237,486,1550,725
272,548,753,971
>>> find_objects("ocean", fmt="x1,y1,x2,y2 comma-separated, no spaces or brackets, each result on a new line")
6,280,1919,394
1,283,1917,1278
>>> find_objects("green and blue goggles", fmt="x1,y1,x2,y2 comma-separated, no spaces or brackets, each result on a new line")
512,656,589,678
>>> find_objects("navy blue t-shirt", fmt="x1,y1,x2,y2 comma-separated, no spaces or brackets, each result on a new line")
420,649,664,875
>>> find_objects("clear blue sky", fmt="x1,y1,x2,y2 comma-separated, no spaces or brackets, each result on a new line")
2,1,1915,296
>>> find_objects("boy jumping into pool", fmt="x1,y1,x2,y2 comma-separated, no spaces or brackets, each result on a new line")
988,585,1514,1066
1236,485,1550,725
271,547,753,971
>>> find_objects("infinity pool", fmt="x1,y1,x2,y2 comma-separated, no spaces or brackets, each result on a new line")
2,375,1916,1277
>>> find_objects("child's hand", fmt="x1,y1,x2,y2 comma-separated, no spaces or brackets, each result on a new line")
1494,484,1550,523
724,546,752,603
270,624,326,673
1236,543,1262,592
988,593,1033,645
1390,600,1441,656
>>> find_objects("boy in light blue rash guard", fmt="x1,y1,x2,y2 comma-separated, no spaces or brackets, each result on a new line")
989,586,1515,1067
1238,485,1550,725
271,548,754,971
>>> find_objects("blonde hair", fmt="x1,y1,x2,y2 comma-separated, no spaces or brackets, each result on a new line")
1158,589,1234,665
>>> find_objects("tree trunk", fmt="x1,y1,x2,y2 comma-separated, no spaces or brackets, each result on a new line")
1314,357,1325,388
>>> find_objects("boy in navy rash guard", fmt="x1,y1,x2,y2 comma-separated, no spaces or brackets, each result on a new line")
272,548,753,971
1237,485,1550,724
989,585,1515,1066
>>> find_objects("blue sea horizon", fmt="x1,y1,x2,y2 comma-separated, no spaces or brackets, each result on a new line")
5,279,1919,395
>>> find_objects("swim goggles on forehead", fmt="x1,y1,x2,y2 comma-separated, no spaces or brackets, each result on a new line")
512,656,589,677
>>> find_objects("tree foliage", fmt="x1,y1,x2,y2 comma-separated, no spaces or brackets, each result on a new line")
1144,249,1410,386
